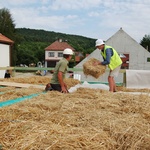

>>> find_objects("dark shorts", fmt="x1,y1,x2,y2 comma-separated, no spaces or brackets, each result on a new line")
50,84,69,93
50,84,62,92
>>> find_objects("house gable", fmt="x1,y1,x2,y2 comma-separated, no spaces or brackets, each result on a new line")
45,40,74,51
105,28,146,53
0,33,14,45
105,28,150,70
75,49,103,68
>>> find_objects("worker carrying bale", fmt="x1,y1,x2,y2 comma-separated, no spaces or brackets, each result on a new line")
83,58,106,78
94,39,122,92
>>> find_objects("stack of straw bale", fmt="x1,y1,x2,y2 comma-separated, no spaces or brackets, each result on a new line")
83,58,106,78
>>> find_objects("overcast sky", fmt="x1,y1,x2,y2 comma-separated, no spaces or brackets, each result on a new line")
0,0,150,42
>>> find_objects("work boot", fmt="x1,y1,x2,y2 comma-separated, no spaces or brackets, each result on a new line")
45,83,53,91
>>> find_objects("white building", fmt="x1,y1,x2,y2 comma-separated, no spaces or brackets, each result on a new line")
44,39,75,68
74,28,150,84
0,33,14,78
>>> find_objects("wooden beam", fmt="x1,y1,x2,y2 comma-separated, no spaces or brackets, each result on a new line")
0,67,14,70
0,82,45,89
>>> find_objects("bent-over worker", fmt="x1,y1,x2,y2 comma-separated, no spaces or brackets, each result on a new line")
45,48,73,93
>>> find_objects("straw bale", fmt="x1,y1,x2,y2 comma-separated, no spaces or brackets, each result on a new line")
0,76,150,149
0,76,50,85
83,58,106,78
64,78,80,88
0,87,42,102
0,76,80,89
0,86,16,92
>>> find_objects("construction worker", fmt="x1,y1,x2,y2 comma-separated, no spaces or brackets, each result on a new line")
45,48,74,93
94,39,122,92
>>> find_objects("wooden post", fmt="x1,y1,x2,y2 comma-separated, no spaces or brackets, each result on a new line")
123,71,126,86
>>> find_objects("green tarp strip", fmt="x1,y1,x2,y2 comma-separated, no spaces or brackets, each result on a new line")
0,92,5,95
0,92,45,108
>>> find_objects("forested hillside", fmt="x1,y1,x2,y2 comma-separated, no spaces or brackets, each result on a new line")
15,28,96,66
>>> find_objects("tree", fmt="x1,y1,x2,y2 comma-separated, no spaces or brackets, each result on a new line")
140,35,150,52
0,8,17,65
0,8,15,38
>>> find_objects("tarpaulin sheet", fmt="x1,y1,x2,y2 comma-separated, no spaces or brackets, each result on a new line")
68,81,109,93
126,70,150,89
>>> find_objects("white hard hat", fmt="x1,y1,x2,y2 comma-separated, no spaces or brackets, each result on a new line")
95,39,105,47
63,48,74,55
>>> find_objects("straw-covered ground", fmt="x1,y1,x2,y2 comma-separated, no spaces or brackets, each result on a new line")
0,75,150,150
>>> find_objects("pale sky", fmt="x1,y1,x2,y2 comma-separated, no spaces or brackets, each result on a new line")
0,0,150,42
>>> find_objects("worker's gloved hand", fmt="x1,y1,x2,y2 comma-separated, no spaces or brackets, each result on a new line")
93,61,101,66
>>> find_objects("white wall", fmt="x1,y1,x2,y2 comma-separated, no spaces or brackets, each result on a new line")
0,44,10,78
106,29,150,70
75,49,103,68
45,51,63,60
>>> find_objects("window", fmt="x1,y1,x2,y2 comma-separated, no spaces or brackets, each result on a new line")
58,52,63,57
147,57,150,62
48,52,54,57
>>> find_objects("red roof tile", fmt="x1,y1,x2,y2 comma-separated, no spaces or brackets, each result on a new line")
75,56,81,62
0,33,14,44
86,54,89,57
45,40,75,51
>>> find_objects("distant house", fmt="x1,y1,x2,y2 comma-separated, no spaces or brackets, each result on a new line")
74,28,150,83
45,39,81,68
0,33,14,78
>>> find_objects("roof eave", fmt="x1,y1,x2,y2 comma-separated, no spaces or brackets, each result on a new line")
0,40,14,45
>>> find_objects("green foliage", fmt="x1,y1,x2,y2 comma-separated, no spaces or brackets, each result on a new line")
140,34,150,52
16,41,48,65
15,28,96,66
69,54,76,68
0,8,15,39
0,144,2,150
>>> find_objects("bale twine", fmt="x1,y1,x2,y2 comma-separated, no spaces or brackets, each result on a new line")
83,58,106,78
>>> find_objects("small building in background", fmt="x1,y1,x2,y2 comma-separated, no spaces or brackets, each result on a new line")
0,33,14,78
45,39,81,68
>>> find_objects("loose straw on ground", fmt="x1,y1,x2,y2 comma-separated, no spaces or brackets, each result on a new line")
0,87,150,149
0,76,150,149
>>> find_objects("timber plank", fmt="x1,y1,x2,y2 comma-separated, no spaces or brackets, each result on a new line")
0,82,45,89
